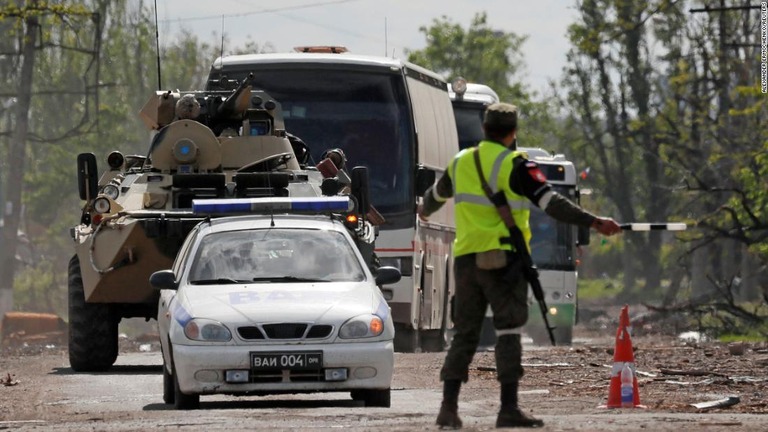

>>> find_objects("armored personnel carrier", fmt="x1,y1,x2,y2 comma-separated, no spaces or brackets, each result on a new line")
70,75,375,371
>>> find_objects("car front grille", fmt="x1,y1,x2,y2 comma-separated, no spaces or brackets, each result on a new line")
237,324,334,340
250,369,325,383
263,323,306,339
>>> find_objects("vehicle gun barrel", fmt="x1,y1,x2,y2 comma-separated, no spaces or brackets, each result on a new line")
217,72,255,117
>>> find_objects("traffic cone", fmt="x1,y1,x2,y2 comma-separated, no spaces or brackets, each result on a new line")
599,305,646,409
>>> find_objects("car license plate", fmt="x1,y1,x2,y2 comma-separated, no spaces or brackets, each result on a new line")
251,351,323,370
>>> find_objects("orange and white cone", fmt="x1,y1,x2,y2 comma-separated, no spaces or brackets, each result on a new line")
599,305,646,409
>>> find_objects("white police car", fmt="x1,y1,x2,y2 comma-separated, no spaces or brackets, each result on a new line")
152,197,400,410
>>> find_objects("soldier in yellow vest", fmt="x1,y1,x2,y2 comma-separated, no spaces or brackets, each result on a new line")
419,102,621,429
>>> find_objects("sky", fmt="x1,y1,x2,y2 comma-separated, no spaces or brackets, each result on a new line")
156,0,579,94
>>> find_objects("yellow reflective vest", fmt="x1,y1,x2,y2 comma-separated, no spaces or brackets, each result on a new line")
447,140,531,257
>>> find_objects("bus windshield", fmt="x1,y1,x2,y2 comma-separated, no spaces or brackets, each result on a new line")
529,186,576,271
208,66,415,228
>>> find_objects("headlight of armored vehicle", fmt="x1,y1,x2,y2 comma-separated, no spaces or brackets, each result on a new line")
101,184,119,200
93,197,111,214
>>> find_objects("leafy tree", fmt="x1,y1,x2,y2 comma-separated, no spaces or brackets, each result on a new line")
561,0,686,297
561,0,767,312
406,12,562,152
0,0,247,313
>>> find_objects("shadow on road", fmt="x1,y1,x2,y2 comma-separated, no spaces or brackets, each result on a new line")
50,365,163,375
144,398,362,411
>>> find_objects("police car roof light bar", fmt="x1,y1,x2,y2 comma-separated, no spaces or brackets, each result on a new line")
192,197,353,215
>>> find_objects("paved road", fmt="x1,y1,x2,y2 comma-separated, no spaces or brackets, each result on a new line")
3,348,767,431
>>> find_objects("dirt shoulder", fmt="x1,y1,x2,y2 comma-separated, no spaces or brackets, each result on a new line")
1,331,767,431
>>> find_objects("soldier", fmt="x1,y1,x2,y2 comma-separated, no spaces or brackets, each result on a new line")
418,102,621,429
175,94,201,120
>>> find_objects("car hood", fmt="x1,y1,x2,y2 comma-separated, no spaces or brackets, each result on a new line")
177,282,380,324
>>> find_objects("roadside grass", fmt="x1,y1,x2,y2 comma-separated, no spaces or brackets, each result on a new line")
577,277,623,301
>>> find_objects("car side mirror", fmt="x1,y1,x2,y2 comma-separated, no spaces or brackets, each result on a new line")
150,270,179,291
415,165,435,197
375,266,401,286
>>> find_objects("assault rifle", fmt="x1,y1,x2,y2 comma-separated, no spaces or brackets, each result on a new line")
472,150,556,346
505,224,556,346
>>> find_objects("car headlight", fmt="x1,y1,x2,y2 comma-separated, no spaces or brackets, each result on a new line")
183,318,232,342
339,314,384,339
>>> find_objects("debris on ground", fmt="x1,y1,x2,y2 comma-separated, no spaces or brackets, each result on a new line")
1,373,19,386
1,312,67,349
691,396,740,410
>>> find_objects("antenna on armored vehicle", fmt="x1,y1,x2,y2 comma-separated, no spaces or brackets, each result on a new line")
153,0,162,90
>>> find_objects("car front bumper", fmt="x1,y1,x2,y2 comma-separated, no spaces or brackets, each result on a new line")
172,340,394,395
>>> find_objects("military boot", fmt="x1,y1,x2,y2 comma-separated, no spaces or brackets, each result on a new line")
496,382,544,428
436,379,462,429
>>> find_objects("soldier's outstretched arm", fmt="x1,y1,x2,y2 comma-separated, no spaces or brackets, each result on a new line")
509,156,621,236
418,172,453,221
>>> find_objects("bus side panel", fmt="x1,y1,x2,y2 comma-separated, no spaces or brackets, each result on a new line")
414,222,455,332
407,75,457,170
406,75,457,229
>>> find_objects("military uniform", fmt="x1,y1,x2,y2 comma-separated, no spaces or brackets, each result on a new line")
420,102,616,429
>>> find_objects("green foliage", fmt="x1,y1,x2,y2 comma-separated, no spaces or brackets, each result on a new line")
1,0,261,311
406,12,528,100
405,12,561,149
693,302,768,341
13,260,67,316
577,277,623,300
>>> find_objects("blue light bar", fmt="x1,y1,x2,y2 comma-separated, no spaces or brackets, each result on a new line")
192,197,353,215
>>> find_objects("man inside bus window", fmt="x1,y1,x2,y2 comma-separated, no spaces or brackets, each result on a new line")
418,102,621,429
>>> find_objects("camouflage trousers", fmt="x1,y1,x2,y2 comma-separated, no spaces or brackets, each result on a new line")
440,252,529,384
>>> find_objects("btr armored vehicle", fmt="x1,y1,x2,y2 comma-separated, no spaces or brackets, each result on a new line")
70,76,374,371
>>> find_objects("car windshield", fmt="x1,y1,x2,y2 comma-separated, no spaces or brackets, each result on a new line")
188,228,366,283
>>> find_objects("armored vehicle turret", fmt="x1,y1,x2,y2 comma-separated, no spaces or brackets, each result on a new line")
69,76,374,371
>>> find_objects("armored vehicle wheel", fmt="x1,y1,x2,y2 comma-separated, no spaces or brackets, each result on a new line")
68,255,119,372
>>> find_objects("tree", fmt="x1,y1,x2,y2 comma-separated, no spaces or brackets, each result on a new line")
0,0,253,314
561,0,684,297
405,12,562,151
561,0,767,312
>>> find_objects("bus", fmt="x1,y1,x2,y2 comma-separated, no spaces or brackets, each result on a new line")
448,78,586,345
206,48,459,352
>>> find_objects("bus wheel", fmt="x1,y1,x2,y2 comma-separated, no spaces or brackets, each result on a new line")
419,329,446,352
393,325,421,353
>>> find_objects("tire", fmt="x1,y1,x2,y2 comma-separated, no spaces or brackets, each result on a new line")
352,388,391,408
554,325,573,346
68,255,119,372
419,330,445,353
162,361,175,405
173,361,200,410
526,325,551,346
393,326,420,353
